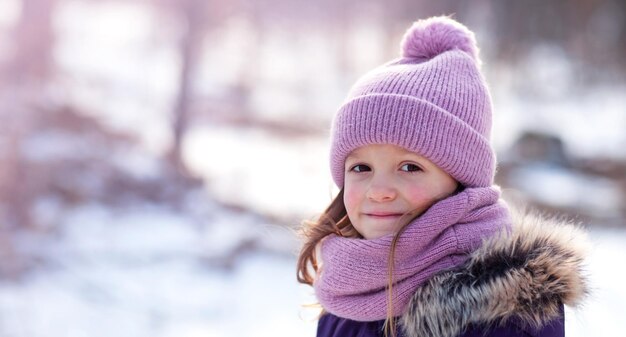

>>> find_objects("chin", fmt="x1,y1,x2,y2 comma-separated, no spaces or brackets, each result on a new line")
362,231,393,240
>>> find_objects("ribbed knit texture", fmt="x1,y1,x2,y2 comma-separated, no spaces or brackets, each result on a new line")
314,186,510,321
330,16,495,188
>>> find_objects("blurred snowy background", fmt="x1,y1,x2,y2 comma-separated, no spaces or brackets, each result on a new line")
0,0,624,336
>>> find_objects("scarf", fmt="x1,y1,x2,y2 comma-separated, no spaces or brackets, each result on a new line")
313,186,511,321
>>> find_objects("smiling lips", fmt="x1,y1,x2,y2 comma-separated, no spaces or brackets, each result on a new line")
364,212,404,219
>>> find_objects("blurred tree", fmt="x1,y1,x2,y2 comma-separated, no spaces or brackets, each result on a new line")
167,0,206,174
0,0,58,278
0,0,58,232
147,0,236,175
2,0,56,83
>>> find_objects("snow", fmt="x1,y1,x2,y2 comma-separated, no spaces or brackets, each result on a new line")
183,125,336,218
110,148,164,180
566,227,626,337
0,202,318,337
508,164,624,219
22,130,100,162
22,130,163,181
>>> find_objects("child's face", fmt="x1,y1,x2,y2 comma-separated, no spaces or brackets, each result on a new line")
343,144,458,240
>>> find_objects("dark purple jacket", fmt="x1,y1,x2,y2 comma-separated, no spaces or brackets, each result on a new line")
317,306,564,337
315,215,587,337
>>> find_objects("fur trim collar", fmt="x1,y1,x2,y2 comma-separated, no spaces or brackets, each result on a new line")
400,212,589,337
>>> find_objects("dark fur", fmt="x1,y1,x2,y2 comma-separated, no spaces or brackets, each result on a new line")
401,211,589,337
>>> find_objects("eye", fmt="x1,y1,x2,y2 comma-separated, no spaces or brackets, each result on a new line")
400,163,422,172
349,164,371,173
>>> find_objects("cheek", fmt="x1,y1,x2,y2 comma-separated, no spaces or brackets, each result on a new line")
404,185,435,208
343,184,364,215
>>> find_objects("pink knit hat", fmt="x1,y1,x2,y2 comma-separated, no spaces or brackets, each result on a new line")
330,16,495,188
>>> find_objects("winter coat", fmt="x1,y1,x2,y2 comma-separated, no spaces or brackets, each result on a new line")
316,213,588,337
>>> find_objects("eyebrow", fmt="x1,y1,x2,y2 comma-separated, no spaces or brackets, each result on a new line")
344,155,362,168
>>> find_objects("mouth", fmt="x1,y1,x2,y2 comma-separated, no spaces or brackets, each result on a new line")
364,212,404,219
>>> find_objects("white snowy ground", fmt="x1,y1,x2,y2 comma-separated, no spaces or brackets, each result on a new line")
0,199,624,337
566,226,626,337
0,201,319,337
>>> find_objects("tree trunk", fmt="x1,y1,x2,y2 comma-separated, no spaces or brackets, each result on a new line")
169,0,205,175
4,0,56,85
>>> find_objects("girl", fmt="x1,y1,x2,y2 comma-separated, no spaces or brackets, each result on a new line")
297,16,588,337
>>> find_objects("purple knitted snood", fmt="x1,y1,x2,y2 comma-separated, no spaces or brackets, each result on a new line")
314,186,510,321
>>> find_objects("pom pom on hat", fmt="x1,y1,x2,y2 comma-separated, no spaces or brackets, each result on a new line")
400,16,480,65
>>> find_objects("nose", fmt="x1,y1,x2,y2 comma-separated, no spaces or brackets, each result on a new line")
366,180,397,202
